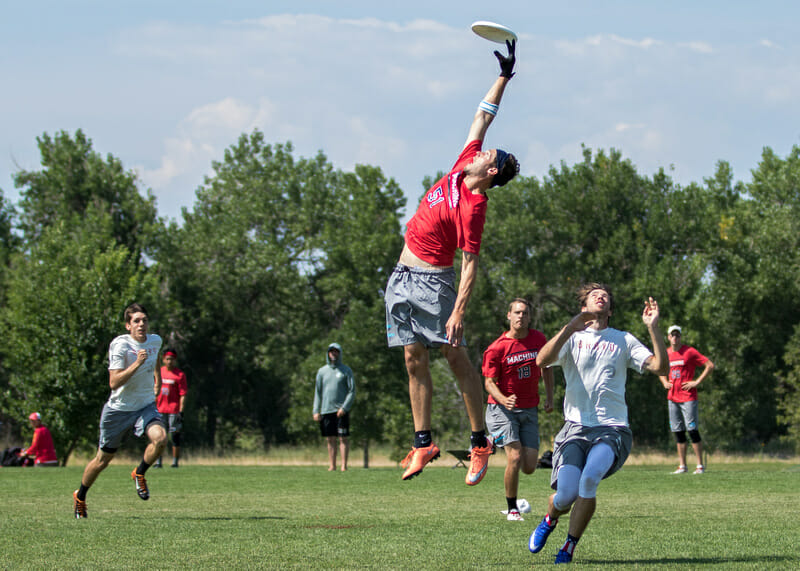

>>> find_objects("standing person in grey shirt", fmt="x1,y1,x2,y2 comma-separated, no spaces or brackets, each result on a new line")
313,343,355,471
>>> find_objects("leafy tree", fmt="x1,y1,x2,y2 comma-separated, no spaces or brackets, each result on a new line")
14,129,160,260
1,131,163,464
1,221,159,464
159,131,408,452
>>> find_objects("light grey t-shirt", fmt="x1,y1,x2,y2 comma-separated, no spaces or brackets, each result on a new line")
107,333,162,411
554,327,652,427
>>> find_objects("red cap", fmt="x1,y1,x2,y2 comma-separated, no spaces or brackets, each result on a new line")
28,412,41,421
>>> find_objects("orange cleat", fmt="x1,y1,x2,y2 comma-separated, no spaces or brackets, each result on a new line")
401,443,441,480
73,490,87,519
466,439,493,486
131,469,150,500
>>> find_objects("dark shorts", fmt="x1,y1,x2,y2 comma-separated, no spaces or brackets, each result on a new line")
550,421,633,490
320,412,350,437
384,264,465,348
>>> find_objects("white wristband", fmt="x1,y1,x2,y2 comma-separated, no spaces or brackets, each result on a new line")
478,100,499,116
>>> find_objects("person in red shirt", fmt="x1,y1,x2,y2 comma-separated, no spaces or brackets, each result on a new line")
154,349,188,468
659,325,714,474
385,40,520,484
483,299,554,521
22,412,58,466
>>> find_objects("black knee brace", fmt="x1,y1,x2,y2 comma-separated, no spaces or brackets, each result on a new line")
688,430,702,443
171,432,182,447
673,431,687,444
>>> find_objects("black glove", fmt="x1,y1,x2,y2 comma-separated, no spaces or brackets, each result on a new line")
494,39,516,79
177,412,183,423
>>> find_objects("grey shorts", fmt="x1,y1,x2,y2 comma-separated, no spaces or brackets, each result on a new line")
384,264,465,348
550,421,633,490
669,400,700,432
485,404,540,449
98,402,164,452
162,413,183,434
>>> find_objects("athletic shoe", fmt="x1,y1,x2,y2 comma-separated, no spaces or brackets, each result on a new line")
465,438,493,486
555,549,573,564
171,460,179,468
399,448,415,469
401,443,440,480
507,510,524,521
73,490,87,519
693,465,705,474
154,459,162,468
671,465,688,474
529,516,557,553
131,469,150,500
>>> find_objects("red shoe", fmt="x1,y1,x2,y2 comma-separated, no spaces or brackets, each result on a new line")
401,443,440,480
466,438,493,486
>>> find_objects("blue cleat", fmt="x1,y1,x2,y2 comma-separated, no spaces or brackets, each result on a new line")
529,516,557,553
555,549,573,564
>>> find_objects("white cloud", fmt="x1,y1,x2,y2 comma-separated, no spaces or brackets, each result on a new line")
678,41,713,54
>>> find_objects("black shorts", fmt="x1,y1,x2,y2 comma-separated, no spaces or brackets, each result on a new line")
320,412,350,437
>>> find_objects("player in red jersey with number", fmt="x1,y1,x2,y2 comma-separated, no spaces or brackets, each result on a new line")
659,325,714,475
483,299,554,521
385,40,520,484
155,349,188,468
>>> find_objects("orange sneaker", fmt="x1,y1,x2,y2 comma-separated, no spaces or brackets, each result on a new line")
399,448,415,469
73,490,87,519
131,469,150,500
466,439,493,486
401,443,441,480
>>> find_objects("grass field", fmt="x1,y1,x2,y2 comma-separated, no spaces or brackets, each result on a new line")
1,459,799,569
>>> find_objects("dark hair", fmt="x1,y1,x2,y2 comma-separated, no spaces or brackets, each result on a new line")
576,283,614,312
123,302,148,323
491,153,520,188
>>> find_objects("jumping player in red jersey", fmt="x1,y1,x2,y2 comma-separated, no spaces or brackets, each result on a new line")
483,299,554,520
385,40,520,484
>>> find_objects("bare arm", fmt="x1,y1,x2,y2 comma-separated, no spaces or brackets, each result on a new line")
542,366,554,413
484,376,516,410
446,251,479,346
109,349,148,390
641,298,669,376
682,359,714,390
153,354,162,397
658,374,672,390
463,76,510,148
536,312,598,368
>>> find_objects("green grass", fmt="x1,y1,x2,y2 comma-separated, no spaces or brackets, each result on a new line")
1,462,799,569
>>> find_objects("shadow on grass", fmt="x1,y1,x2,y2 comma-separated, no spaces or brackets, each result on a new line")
583,555,796,565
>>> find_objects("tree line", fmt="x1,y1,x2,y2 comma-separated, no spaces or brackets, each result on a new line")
1,129,799,465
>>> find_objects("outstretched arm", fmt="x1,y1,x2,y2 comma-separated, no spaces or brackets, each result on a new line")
464,40,516,148
642,297,669,375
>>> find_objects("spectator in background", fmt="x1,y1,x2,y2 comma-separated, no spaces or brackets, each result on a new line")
313,343,355,471
154,349,188,468
22,412,58,466
659,325,714,475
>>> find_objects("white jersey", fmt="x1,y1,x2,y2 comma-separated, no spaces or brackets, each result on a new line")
554,327,652,427
107,333,162,411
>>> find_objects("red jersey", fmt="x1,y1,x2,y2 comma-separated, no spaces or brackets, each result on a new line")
25,425,57,465
157,366,188,414
404,140,489,266
482,329,548,409
666,345,709,403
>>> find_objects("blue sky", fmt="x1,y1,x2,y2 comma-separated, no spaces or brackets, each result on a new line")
3,1,800,223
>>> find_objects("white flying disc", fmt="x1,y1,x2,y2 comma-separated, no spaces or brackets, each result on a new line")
471,21,517,44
